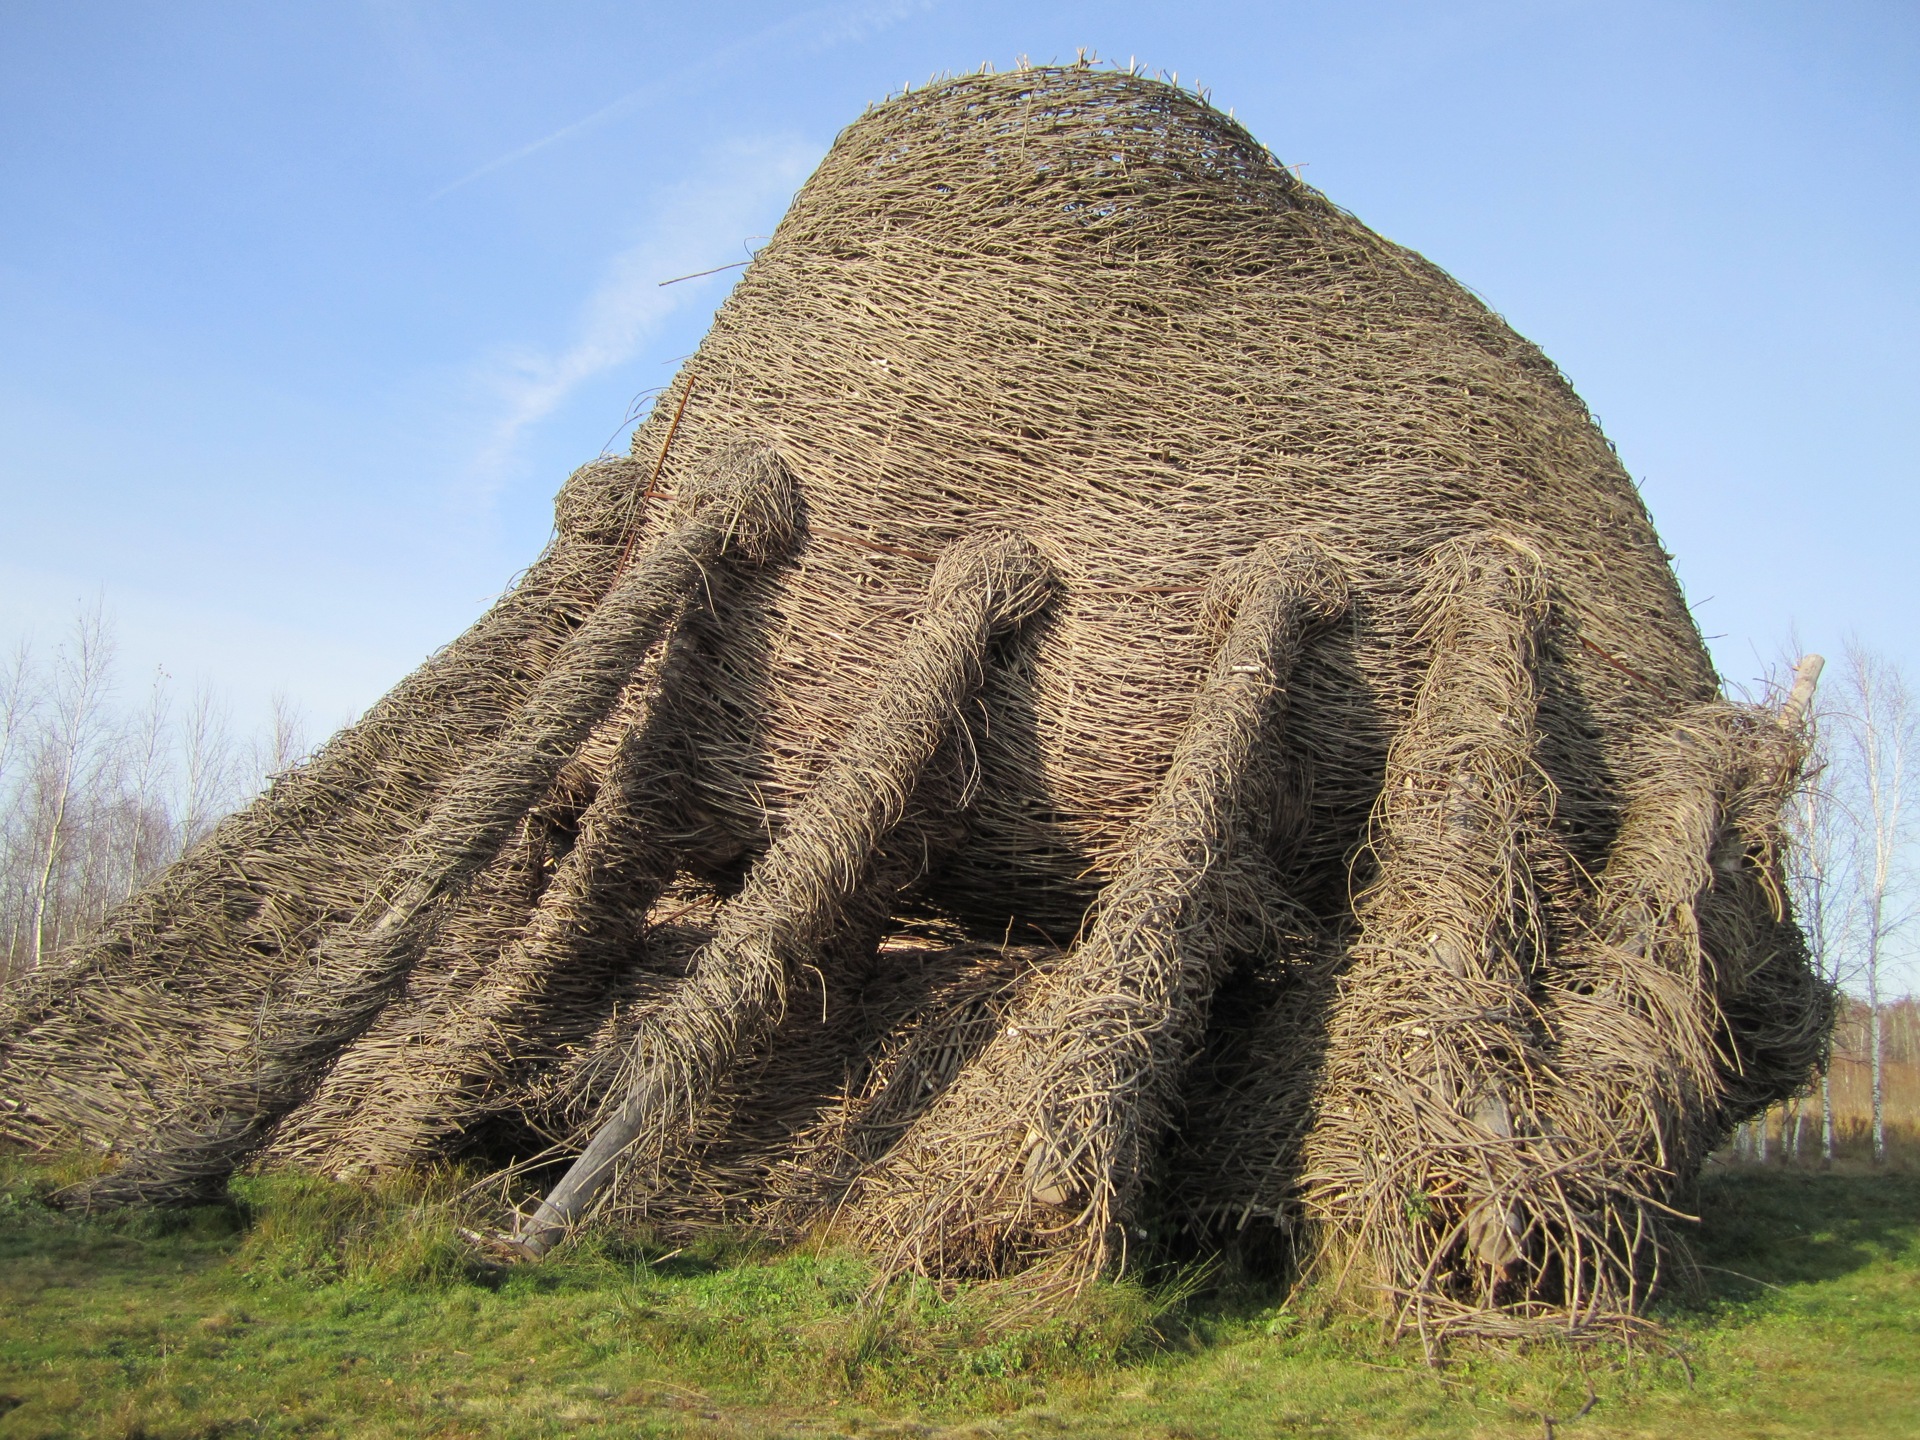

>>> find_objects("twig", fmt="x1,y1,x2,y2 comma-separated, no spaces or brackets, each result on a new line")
642,382,695,503
812,527,938,563
614,381,697,572
1577,633,1658,691
1695,1263,1787,1292
1541,1380,1599,1438
658,261,748,286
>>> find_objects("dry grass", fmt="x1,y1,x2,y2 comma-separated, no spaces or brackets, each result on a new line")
1721,998,1920,1169
1725,1056,1920,1169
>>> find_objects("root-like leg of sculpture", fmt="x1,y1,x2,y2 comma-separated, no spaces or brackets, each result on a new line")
294,706,707,1176
0,457,644,1150
839,536,1347,1280
504,529,1052,1259
73,446,799,1207
1298,534,1563,1334
1534,698,1825,1314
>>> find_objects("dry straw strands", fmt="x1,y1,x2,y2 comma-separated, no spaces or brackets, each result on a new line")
503,528,1054,1257
839,537,1348,1282
0,63,1830,1340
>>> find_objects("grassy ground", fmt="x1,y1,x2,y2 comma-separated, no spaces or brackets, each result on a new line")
1,1153,1914,1439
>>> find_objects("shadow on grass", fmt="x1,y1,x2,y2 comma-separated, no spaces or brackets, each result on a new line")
0,1153,246,1288
6,1145,1914,1351
1672,1167,1920,1309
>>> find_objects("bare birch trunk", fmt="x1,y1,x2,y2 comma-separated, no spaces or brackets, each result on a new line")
1841,643,1910,1169
1821,1069,1835,1166
30,607,114,971
1869,972,1885,1165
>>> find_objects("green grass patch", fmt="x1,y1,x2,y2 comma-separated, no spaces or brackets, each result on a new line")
1,1151,1914,1438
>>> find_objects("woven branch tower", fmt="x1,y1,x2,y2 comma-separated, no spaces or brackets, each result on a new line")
0,65,1831,1338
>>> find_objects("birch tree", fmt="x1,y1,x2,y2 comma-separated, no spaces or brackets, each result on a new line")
0,643,35,795
253,690,308,787
174,680,238,853
1786,696,1853,1165
29,604,115,970
126,669,175,881
1836,643,1916,1167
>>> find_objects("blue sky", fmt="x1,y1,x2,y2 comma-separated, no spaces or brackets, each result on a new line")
2,0,1915,737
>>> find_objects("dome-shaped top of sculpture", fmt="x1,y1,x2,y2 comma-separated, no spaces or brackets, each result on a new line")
661,65,1700,596
565,63,1716,925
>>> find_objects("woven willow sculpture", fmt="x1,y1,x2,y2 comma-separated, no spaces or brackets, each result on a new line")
0,65,1830,1338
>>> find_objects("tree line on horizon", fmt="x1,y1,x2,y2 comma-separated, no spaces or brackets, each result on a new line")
1774,642,1919,1167
0,603,307,982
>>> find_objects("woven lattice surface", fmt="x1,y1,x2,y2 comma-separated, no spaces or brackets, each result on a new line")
0,64,1828,1338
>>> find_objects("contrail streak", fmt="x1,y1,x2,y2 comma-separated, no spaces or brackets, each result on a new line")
426,1,932,203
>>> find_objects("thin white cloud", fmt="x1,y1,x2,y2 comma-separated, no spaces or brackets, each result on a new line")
427,0,933,203
801,0,933,52
468,136,820,486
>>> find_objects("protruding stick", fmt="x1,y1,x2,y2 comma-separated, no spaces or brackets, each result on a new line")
1779,653,1825,730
